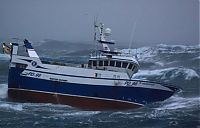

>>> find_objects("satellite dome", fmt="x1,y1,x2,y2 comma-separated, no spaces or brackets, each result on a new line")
104,28,112,36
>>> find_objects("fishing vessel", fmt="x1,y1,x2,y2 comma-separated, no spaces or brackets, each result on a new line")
4,22,178,110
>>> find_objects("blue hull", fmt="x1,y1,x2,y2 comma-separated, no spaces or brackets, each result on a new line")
8,67,176,110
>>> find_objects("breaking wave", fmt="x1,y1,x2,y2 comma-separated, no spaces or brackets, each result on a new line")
0,102,23,111
157,96,200,110
133,67,200,97
133,67,199,81
122,44,200,69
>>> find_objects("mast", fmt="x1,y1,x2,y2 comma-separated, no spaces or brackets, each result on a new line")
92,20,120,59
94,17,98,58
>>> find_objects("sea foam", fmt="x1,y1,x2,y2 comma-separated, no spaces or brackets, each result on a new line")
133,67,200,81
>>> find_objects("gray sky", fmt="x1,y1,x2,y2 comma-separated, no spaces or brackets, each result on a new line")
0,0,199,46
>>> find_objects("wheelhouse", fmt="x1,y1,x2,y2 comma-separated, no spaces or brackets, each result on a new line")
88,59,137,70
87,56,139,78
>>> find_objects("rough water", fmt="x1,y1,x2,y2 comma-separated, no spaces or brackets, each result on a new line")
0,42,199,128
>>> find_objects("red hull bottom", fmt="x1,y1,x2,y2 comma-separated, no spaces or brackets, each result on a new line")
8,89,143,110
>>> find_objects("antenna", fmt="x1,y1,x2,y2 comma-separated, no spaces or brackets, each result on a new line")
128,21,139,60
93,16,99,59
94,16,98,41
128,22,137,54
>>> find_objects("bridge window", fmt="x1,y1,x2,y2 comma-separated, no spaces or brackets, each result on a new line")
104,60,108,66
132,65,136,71
110,61,115,66
122,62,128,68
88,60,92,67
93,60,97,66
116,61,121,67
99,60,103,66
128,63,133,70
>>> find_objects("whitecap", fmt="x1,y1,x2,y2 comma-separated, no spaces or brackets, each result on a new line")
122,44,200,66
109,111,132,117
41,110,101,120
62,111,100,117
144,96,200,119
156,96,200,110
0,102,23,111
183,68,200,80
133,67,200,81
0,83,8,99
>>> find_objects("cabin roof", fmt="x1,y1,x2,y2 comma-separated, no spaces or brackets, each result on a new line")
90,55,138,64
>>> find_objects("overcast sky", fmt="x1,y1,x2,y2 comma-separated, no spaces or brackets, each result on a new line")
0,0,199,46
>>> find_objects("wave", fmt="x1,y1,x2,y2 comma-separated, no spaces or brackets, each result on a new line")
145,95,200,126
0,54,9,77
0,102,23,111
33,39,92,57
122,44,200,69
133,67,200,97
156,96,200,111
133,67,200,81
59,111,100,118
108,95,200,115
123,44,200,55
107,95,200,127
0,53,10,60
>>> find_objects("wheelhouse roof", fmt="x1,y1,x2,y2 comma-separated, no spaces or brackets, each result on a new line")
89,55,139,64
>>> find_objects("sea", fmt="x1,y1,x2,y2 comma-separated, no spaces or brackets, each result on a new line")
0,40,199,128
